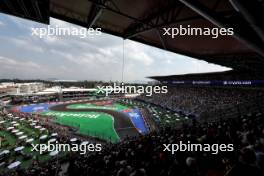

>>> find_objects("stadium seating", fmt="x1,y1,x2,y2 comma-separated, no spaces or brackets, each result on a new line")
138,86,264,121
8,111,262,176
1,86,264,175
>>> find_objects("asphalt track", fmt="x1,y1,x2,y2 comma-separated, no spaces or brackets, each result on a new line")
49,101,139,140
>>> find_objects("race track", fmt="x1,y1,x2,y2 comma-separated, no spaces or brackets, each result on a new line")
49,102,139,140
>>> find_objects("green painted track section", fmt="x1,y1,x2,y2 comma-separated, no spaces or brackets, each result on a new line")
66,103,129,111
41,111,120,142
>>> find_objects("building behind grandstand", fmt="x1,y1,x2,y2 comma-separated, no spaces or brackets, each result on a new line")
0,80,141,105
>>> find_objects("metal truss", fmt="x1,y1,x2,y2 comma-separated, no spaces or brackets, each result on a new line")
230,0,264,43
123,0,234,39
0,0,49,24
179,0,264,58
123,2,185,39
50,2,87,23
86,0,109,28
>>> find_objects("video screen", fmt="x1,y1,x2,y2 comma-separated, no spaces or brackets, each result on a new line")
0,0,264,176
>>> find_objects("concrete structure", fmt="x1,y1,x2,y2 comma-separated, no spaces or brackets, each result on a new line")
0,82,46,95
15,83,46,94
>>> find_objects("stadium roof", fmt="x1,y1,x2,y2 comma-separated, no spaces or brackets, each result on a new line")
149,70,263,81
1,0,264,73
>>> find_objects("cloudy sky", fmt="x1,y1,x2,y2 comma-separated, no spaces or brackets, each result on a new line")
0,14,231,82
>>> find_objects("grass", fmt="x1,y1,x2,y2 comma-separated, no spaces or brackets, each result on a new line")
0,131,16,148
0,115,71,173
0,124,53,172
66,103,129,111
41,111,120,142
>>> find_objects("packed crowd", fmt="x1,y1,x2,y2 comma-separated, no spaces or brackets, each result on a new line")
65,112,264,176
6,112,262,176
138,86,264,119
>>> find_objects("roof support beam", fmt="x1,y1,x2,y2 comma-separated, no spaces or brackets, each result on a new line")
123,2,183,39
87,0,107,28
123,3,233,40
86,0,143,24
31,0,44,21
179,0,264,58
230,0,264,43
1,0,49,24
2,0,17,15
17,0,30,17
156,29,167,50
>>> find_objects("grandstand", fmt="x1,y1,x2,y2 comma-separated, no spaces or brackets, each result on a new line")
139,83,264,121
1,0,264,176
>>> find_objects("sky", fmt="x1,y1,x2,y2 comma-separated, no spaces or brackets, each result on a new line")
0,14,231,82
